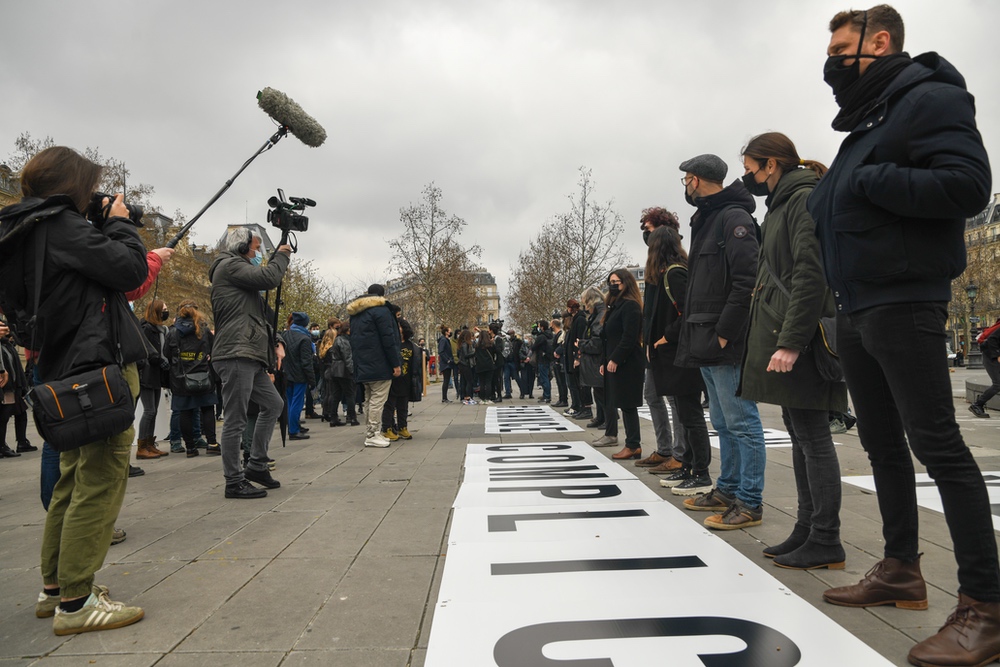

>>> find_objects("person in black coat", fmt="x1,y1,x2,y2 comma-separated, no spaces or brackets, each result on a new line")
474,329,497,403
382,319,422,439
166,302,218,457
437,325,455,403
600,269,645,461
971,320,1000,418
282,312,316,441
136,299,172,457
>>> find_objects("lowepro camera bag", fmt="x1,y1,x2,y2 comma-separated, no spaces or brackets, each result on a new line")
32,365,135,452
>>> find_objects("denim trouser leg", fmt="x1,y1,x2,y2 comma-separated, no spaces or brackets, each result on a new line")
782,406,842,546
644,367,674,458
701,364,766,507
137,386,160,440
839,303,1000,600
537,363,551,400
286,382,307,435
977,355,1000,406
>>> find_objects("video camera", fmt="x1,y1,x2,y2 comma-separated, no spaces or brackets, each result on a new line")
489,318,504,334
267,188,314,233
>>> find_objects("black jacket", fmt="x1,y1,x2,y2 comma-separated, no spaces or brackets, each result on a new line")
0,196,149,381
566,313,586,374
140,320,169,390
283,327,316,386
601,299,644,408
166,318,214,397
437,334,455,370
807,53,991,315
675,181,759,368
982,325,1000,361
531,330,552,363
347,295,402,383
578,303,606,388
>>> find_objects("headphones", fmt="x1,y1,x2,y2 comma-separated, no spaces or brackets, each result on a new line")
236,228,254,256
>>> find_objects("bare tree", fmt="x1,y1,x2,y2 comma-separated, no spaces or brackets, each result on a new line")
507,167,631,329
387,183,482,342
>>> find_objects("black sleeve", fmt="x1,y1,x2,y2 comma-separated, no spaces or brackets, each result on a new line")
663,267,688,343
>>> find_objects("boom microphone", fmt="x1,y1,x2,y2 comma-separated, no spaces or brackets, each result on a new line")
257,87,327,148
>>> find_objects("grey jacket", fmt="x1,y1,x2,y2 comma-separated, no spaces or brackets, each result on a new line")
209,250,290,367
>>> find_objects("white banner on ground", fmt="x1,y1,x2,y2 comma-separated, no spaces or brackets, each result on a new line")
425,441,893,666
843,472,1000,531
486,405,584,434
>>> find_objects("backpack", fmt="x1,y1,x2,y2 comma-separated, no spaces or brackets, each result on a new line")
977,321,1000,345
501,335,513,360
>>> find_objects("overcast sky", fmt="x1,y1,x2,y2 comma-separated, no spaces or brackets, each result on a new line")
4,0,999,314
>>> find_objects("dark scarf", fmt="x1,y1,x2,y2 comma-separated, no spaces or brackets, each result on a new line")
832,53,913,132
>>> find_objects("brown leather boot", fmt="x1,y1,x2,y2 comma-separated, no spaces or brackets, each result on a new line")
823,556,928,609
147,438,169,457
135,438,162,460
908,594,1000,667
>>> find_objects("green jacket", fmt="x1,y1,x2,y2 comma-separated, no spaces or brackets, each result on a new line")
740,169,847,412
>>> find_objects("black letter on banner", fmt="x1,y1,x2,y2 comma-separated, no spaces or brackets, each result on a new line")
488,509,648,532
489,485,622,499
491,555,705,576
487,455,585,464
493,617,801,666
489,466,608,481
486,444,572,452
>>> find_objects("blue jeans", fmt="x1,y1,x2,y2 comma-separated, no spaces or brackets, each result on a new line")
286,382,308,435
537,362,551,401
701,364,766,508
168,407,201,443
503,361,517,397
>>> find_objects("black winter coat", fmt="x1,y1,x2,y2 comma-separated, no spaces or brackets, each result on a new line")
675,181,759,368
0,196,149,382
645,267,704,397
347,296,402,383
166,318,214,397
283,327,316,386
140,320,169,390
578,303,606,388
601,299,644,408
437,334,455,370
807,53,991,315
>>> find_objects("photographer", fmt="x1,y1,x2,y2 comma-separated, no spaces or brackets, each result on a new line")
209,227,291,498
0,146,149,635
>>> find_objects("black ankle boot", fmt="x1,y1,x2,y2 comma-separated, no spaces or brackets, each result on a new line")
762,524,810,558
773,539,846,570
0,443,21,458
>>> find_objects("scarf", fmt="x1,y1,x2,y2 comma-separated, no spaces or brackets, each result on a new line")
832,53,913,132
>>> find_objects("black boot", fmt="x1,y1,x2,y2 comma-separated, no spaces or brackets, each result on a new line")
773,539,846,570
0,442,21,458
16,440,38,453
762,524,810,558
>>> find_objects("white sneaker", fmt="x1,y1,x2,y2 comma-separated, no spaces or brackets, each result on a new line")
364,433,391,448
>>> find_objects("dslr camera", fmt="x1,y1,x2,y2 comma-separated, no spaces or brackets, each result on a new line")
267,188,314,233
85,192,144,226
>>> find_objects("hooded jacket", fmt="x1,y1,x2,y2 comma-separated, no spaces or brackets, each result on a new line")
0,196,149,381
807,53,991,315
675,180,759,367
209,250,289,367
283,311,316,386
347,295,402,383
166,317,214,396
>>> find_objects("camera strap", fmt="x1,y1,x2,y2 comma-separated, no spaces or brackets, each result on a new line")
27,224,47,354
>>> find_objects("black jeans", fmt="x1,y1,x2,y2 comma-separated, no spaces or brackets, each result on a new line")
976,355,1000,407
458,365,475,400
590,386,606,424
553,362,568,403
781,406,842,546
477,369,495,401
441,368,453,401
328,377,356,421
620,406,640,450
674,392,712,476
180,405,216,449
839,302,1000,600
382,394,408,430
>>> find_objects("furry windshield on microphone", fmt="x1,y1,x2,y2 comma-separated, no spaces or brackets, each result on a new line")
257,87,327,148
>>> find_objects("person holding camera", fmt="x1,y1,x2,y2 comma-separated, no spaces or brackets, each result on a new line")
210,227,291,498
0,146,150,635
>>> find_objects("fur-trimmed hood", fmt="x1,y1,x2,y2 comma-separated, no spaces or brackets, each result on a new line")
347,295,386,316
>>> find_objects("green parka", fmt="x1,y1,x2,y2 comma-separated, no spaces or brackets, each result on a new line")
739,168,848,412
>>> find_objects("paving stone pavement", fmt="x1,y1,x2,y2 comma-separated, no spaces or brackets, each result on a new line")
0,368,998,666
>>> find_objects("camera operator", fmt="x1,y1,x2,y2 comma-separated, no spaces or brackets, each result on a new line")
0,146,149,635
209,227,292,499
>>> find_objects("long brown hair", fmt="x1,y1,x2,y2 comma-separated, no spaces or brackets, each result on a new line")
143,299,168,326
742,132,827,179
178,301,208,339
20,146,103,214
318,329,337,359
602,268,643,324
645,226,688,286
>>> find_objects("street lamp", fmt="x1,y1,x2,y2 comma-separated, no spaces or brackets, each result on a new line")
967,283,983,369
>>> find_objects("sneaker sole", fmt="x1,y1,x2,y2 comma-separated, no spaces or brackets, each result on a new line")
658,479,687,488
672,485,714,496
364,442,390,448
704,517,762,530
36,586,110,618
683,502,729,512
54,609,145,635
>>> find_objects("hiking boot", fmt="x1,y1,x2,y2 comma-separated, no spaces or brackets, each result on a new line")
110,527,127,545
635,452,671,468
397,427,413,440
382,428,399,441
225,480,267,499
658,468,691,488
823,556,928,609
169,441,185,454
52,590,144,635
365,433,391,448
591,435,618,447
907,594,1000,667
683,487,735,512
773,540,846,570
244,467,281,489
36,585,110,619
969,404,990,418
135,439,160,459
673,473,714,496
704,499,763,531
648,457,685,475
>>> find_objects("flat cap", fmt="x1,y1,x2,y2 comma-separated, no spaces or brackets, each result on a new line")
679,154,728,182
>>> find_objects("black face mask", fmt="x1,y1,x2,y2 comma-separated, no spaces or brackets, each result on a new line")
161,311,169,320
608,283,621,296
823,10,886,102
741,171,770,197
642,230,651,246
